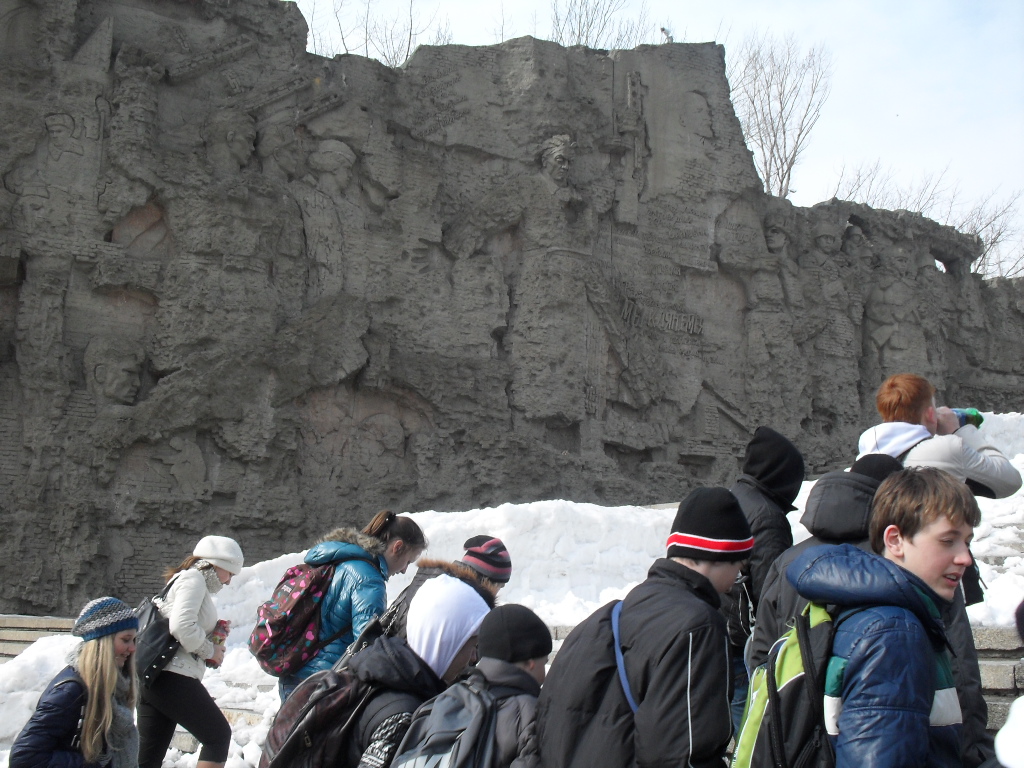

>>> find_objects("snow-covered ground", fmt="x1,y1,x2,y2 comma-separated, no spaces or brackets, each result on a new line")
2,413,1022,767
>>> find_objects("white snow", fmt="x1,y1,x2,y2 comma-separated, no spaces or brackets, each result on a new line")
1,412,1022,767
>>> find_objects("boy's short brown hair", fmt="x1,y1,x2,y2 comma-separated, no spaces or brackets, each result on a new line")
869,466,981,553
876,373,936,423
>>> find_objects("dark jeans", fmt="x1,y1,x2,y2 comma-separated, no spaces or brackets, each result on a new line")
730,648,749,736
138,671,232,768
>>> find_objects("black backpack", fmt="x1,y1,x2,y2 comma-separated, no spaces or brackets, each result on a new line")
259,664,376,768
391,674,518,768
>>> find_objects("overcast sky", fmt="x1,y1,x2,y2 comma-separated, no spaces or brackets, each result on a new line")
295,0,1024,248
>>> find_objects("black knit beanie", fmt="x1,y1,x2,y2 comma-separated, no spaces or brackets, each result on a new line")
741,426,806,510
478,604,553,663
667,487,754,562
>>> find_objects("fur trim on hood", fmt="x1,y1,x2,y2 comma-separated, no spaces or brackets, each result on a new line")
318,527,387,556
415,558,499,607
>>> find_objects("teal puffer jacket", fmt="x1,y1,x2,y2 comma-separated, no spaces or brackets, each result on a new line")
292,528,388,680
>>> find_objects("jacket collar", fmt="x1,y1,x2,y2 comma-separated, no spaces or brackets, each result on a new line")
473,657,542,696
647,557,722,609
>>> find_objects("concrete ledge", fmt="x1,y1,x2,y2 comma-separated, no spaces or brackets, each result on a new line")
973,626,1024,653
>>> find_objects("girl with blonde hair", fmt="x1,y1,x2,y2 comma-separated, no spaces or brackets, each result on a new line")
11,597,139,768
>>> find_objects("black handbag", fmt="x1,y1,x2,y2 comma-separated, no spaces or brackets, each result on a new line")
134,577,180,688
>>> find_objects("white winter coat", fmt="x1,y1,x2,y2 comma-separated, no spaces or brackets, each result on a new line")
858,421,1022,499
154,569,218,679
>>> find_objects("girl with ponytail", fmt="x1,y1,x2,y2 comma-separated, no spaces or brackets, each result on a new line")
278,510,427,701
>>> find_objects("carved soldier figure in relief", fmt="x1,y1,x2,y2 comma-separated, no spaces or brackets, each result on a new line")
298,139,360,304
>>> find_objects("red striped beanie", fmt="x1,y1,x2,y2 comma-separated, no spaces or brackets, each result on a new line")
460,536,512,584
666,487,754,562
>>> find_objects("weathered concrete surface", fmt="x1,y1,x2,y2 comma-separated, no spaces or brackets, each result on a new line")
2,0,1023,612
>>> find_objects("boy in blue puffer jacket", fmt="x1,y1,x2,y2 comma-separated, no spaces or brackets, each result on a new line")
786,466,980,768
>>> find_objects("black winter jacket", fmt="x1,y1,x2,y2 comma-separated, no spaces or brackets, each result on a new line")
536,559,732,768
720,475,795,647
748,468,994,768
343,636,447,768
384,559,498,639
463,658,540,768
10,667,93,768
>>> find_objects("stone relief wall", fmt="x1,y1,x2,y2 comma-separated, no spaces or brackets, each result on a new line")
2,0,1023,612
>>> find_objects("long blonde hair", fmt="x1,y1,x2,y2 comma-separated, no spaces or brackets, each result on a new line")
76,635,137,762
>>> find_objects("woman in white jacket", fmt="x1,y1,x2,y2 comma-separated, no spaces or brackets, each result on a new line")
137,535,244,768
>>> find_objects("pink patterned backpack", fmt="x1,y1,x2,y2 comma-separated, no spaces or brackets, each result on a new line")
249,558,370,676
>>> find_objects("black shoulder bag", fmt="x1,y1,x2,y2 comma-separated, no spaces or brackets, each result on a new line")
134,577,180,688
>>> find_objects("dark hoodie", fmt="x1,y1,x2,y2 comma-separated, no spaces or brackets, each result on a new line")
787,544,961,768
721,426,805,647
344,635,447,768
748,464,994,768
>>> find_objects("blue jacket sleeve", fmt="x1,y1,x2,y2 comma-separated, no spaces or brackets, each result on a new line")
9,675,92,768
833,611,934,768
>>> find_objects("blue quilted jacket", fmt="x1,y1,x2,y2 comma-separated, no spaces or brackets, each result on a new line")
292,528,388,681
787,544,962,768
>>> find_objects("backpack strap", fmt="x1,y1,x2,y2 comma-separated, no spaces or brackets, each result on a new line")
896,436,932,464
611,601,640,714
51,671,87,751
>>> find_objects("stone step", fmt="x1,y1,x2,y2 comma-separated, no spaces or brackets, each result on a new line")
0,616,75,631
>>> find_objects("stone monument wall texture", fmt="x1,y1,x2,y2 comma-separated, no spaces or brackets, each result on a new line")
2,0,1023,612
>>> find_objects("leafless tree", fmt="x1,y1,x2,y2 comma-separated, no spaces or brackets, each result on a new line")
300,0,449,65
832,160,1024,277
549,0,653,50
729,31,832,199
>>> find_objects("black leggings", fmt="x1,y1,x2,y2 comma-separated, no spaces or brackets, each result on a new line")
137,671,232,767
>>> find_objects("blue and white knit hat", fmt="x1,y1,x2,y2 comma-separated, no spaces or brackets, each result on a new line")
73,597,139,641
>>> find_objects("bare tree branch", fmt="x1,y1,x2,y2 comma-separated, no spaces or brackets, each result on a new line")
728,31,832,198
832,160,1024,277
549,0,653,50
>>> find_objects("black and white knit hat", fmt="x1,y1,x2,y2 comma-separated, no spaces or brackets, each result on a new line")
666,487,754,562
73,596,139,642
459,536,512,584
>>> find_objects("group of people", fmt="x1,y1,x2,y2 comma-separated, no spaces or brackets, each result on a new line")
9,371,1023,768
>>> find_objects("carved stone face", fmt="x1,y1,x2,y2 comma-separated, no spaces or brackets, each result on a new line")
93,355,143,405
274,142,301,179
682,93,713,139
542,148,571,186
815,232,841,255
225,123,257,167
764,225,788,254
14,193,49,234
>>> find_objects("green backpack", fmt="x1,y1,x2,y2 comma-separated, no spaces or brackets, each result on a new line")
731,602,854,768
